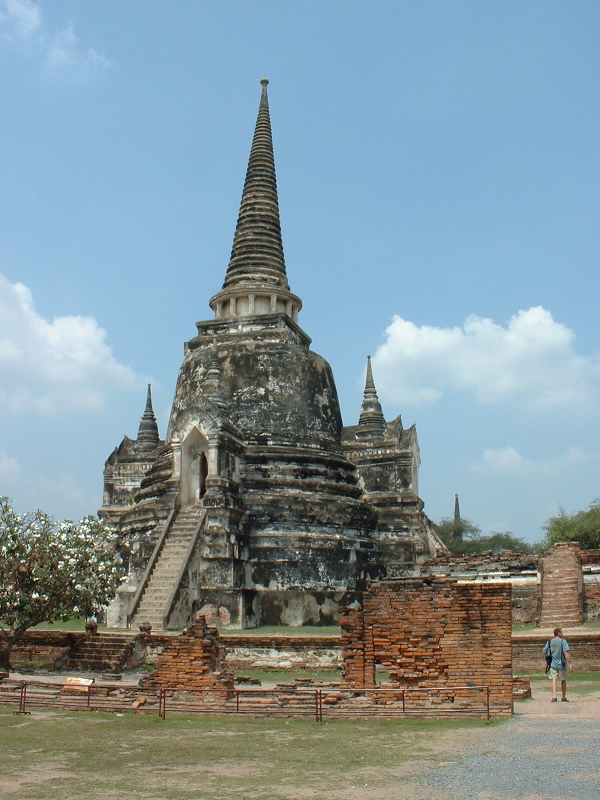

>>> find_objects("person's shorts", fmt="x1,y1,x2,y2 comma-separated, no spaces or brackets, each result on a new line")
548,666,568,681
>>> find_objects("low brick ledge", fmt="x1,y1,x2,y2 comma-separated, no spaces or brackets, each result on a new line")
10,629,600,673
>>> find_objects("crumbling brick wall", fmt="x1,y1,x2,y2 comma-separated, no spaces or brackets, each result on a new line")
538,543,583,628
341,577,513,715
583,575,600,619
423,551,538,624
139,615,234,695
8,631,84,665
581,550,600,620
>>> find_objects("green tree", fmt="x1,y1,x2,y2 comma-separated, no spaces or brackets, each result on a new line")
0,498,124,672
433,517,532,555
434,516,482,545
542,500,600,550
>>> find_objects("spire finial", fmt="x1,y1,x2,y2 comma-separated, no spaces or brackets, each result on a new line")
137,384,160,452
357,357,386,438
260,77,269,107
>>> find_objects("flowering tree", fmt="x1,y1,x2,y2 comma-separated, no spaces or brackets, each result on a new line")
0,497,124,671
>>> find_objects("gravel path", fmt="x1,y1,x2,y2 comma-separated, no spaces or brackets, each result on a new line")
414,685,600,800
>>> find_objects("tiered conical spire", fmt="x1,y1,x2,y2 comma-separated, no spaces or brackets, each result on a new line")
357,357,386,438
224,77,288,290
209,80,302,323
137,384,160,452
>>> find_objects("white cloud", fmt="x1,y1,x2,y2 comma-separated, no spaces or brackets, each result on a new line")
0,0,113,81
373,306,600,412
43,23,113,81
0,0,41,36
0,448,22,482
0,273,141,413
472,445,589,480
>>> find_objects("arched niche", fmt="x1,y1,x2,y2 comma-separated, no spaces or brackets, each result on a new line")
180,427,210,505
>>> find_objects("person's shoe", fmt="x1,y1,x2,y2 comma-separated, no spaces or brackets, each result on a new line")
551,697,557,702
561,697,569,702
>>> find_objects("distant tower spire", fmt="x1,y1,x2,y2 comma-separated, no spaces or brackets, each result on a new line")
136,384,160,452
454,493,460,523
209,79,302,323
356,356,386,438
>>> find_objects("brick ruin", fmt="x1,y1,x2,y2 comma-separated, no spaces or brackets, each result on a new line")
423,543,600,627
139,615,234,695
340,577,514,716
422,549,538,623
538,542,584,628
6,545,600,719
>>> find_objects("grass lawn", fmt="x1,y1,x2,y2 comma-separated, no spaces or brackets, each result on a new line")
0,707,493,800
525,670,600,696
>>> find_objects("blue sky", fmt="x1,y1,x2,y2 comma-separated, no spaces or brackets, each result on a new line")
0,1,598,543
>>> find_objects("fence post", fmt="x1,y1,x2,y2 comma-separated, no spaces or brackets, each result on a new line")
13,681,30,716
315,690,323,723
236,690,240,715
158,688,166,720
486,686,490,723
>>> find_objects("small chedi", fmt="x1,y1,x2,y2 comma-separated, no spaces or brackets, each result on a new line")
100,79,443,631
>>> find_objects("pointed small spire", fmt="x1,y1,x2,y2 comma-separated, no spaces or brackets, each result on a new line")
137,384,160,452
223,77,288,291
357,356,386,438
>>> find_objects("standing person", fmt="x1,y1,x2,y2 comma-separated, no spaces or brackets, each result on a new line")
544,627,574,702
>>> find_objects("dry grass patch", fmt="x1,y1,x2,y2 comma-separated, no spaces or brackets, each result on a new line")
0,708,492,800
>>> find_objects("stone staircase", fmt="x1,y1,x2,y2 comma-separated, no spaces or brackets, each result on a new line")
130,506,206,631
60,633,136,672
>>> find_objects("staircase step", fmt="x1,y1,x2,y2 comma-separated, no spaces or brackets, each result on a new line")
131,508,206,629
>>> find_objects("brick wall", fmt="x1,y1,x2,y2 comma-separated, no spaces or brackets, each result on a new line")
8,630,84,665
139,616,234,694
580,549,600,567
423,551,538,624
583,576,600,619
539,543,583,628
341,577,513,716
